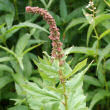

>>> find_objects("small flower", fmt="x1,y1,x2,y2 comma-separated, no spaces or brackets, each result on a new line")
94,7,96,10
89,1,94,6
52,42,57,47
57,48,62,52
86,4,91,8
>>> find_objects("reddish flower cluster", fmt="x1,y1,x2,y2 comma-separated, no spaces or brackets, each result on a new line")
26,6,64,63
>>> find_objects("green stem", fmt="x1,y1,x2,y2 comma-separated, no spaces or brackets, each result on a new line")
96,39,99,61
14,0,19,21
90,0,99,61
59,70,68,110
63,83,68,110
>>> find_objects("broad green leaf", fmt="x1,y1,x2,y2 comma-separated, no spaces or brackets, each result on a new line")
0,76,13,89
23,82,61,110
35,61,59,83
33,57,60,84
15,36,42,69
15,33,31,56
66,61,92,110
60,0,67,18
66,58,88,78
84,75,101,87
89,89,110,110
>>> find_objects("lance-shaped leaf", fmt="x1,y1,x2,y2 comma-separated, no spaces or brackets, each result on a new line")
66,61,93,110
66,58,88,79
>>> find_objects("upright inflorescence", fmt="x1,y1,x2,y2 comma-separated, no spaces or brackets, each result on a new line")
26,6,64,65
26,6,67,109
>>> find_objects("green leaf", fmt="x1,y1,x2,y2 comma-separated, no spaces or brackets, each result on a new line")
40,0,47,8
23,43,43,55
0,45,24,69
87,14,110,45
64,18,86,34
23,82,61,110
0,76,13,89
60,0,67,18
23,55,32,78
8,105,28,110
0,23,5,29
84,75,101,87
3,22,49,40
66,58,88,78
47,0,54,9
0,0,15,28
64,46,97,56
0,56,13,62
104,0,110,7
17,57,24,70
99,29,110,40
66,61,92,110
12,73,25,86
15,33,31,56
0,45,18,61
97,43,110,70
66,6,84,22
0,64,13,73
62,62,72,75
89,89,110,110
105,59,110,70
33,56,60,84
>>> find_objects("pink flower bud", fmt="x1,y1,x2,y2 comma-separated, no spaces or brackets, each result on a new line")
26,6,31,12
52,42,57,47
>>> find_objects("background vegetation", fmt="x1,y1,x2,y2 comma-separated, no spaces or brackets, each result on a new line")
0,0,110,110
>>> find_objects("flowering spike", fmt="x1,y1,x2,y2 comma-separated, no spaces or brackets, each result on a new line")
26,6,64,65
